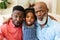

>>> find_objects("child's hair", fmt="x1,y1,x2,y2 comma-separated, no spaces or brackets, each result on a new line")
24,7,37,20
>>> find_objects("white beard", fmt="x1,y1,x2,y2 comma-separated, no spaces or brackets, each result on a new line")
37,16,47,25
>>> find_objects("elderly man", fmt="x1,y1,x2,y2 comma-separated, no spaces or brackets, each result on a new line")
33,2,60,40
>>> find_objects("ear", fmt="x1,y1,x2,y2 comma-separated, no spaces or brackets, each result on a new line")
23,18,25,21
47,8,49,12
35,13,37,17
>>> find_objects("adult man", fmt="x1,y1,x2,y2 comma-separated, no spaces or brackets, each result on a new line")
0,5,24,40
34,2,60,40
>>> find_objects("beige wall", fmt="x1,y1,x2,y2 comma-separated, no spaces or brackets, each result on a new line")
0,0,55,15
0,0,60,15
57,0,60,15
0,0,35,15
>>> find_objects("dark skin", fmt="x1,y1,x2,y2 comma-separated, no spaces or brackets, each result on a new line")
34,2,48,21
3,2,57,24
11,10,24,27
34,2,57,27
25,12,35,26
34,2,49,27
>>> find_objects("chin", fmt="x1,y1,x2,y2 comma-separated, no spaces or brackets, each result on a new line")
27,23,30,25
15,25,20,27
26,24,33,26
37,16,47,25
15,23,22,27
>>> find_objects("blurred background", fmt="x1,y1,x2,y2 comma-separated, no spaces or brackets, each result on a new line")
0,0,60,25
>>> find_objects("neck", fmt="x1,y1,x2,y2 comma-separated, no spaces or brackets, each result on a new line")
40,18,48,28
24,22,35,28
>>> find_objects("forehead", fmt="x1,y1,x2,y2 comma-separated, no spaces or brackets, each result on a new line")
12,10,24,15
34,2,47,11
26,12,34,16
26,12,35,18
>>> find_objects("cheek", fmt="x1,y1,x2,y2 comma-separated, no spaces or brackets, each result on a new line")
26,18,35,22
20,18,23,21
35,13,37,16
25,18,28,22
30,19,35,23
12,17,23,23
12,17,16,21
40,12,46,17
43,12,48,17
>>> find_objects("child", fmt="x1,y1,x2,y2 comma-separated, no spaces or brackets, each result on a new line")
22,7,38,40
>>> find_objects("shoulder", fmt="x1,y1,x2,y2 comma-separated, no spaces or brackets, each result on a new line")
51,20,60,32
0,23,9,32
0,24,7,28
52,20,60,27
48,16,60,27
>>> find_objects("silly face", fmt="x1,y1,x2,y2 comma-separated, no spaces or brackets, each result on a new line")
25,12,35,26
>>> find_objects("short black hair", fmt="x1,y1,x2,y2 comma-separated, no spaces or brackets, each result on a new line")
25,7,37,20
12,5,25,13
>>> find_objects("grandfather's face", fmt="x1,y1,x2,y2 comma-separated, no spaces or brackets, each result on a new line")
34,2,48,25
12,10,24,27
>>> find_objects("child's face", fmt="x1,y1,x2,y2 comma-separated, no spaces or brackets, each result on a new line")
25,12,35,26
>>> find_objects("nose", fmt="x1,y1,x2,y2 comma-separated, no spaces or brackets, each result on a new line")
37,12,42,16
17,17,20,21
28,17,31,21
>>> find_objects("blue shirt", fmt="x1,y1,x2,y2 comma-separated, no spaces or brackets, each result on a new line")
22,22,38,40
36,16,60,40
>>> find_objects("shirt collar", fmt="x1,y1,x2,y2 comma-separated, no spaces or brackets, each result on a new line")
47,16,52,26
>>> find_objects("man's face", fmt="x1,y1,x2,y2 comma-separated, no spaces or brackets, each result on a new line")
12,10,24,27
34,2,48,25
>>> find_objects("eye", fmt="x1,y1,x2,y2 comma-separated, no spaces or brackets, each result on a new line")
31,16,35,19
41,10,45,13
26,15,29,18
19,16,23,18
14,15,18,18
